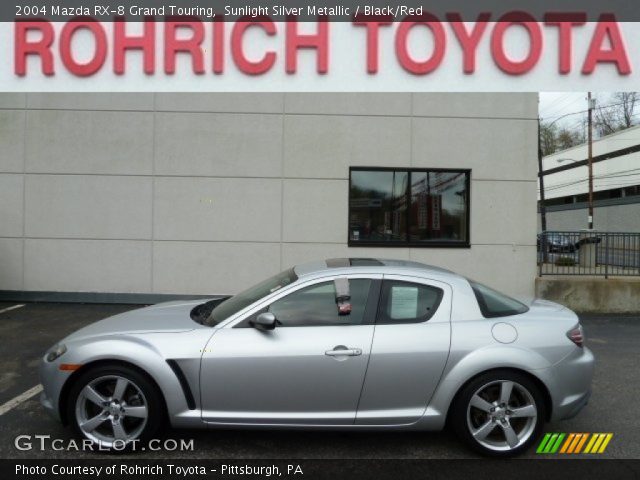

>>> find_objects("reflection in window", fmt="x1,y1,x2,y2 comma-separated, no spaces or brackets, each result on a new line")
410,171,468,243
269,279,372,327
349,169,470,247
349,171,408,243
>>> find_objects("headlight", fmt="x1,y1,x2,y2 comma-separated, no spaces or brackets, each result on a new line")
46,344,67,362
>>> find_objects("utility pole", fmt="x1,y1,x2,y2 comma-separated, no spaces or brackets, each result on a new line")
587,92,595,230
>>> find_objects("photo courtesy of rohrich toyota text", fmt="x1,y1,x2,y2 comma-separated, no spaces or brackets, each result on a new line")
1,1,640,479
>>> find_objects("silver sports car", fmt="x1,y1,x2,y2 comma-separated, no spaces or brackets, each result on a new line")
40,258,594,456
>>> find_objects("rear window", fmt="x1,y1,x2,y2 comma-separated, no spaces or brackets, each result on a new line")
469,280,529,318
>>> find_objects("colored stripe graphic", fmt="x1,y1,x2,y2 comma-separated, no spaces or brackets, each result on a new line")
591,434,606,453
559,433,575,453
597,434,613,453
550,433,565,453
584,433,614,454
574,433,589,453
567,433,583,453
537,433,613,454
536,433,552,453
544,433,559,453
584,433,599,453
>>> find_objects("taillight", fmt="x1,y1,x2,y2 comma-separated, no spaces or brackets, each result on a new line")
567,324,584,347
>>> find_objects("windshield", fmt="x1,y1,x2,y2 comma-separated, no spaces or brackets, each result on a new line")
468,280,529,318
204,268,298,326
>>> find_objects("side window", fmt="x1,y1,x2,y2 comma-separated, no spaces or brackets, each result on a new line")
378,280,443,324
267,279,373,327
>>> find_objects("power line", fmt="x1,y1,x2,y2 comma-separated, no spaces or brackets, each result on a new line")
540,93,582,118
540,98,638,123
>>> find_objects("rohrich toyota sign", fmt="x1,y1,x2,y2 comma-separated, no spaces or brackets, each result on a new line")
5,15,640,91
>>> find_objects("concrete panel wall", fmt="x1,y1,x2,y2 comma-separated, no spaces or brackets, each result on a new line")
25,110,154,175
544,203,640,233
0,93,538,298
536,277,640,314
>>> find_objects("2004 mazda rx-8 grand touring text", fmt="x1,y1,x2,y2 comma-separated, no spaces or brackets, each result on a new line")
40,258,594,456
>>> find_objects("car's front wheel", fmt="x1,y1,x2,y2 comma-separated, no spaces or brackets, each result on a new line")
451,370,546,457
67,364,165,450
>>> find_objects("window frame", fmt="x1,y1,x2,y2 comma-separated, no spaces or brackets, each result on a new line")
348,166,472,248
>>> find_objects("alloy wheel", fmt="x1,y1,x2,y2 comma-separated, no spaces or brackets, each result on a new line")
466,380,538,452
75,375,148,447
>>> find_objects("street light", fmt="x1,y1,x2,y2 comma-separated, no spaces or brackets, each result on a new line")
540,93,595,231
556,158,579,164
555,154,595,230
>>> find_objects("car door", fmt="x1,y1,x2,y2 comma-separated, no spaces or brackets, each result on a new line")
199,275,380,425
355,274,452,425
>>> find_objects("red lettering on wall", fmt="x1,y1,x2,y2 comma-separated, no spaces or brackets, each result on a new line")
352,16,393,74
60,18,107,76
395,15,446,75
544,13,586,74
114,17,155,75
164,17,205,74
285,17,329,74
447,13,491,74
212,18,224,74
582,14,631,75
491,12,543,75
231,17,277,75
15,21,55,76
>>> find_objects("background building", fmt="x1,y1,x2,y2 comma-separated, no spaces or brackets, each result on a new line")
540,125,640,232
0,93,538,299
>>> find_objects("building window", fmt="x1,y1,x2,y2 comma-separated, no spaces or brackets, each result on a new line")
349,168,471,248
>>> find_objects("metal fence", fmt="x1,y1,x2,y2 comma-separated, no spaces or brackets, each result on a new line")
538,231,640,277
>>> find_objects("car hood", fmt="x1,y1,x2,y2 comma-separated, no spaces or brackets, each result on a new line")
63,299,214,342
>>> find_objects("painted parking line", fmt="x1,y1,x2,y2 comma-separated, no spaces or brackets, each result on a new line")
0,385,43,416
0,304,25,315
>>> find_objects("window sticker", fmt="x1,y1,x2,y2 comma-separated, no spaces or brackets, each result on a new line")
390,286,419,319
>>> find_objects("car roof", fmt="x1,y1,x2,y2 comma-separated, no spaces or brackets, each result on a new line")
293,258,463,282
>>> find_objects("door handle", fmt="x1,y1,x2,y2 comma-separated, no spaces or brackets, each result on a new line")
325,347,362,357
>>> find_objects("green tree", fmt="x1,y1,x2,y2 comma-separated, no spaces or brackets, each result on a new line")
556,127,582,151
539,122,558,156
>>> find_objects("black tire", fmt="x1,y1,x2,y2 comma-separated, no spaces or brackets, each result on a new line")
67,364,165,451
450,370,546,457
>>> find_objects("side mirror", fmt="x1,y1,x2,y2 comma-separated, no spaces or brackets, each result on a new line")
250,312,277,331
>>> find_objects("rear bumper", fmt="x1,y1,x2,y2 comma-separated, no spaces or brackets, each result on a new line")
560,389,591,420
543,346,595,422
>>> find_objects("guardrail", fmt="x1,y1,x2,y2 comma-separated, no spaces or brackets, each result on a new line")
538,231,640,278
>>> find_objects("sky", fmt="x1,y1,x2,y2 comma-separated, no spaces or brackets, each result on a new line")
538,92,619,132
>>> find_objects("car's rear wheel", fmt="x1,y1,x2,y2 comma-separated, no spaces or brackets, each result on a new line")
67,364,164,450
451,370,546,457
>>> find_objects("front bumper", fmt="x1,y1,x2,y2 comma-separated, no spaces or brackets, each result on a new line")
39,354,72,423
40,390,60,421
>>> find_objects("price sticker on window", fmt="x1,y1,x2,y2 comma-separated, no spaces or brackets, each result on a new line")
390,286,419,319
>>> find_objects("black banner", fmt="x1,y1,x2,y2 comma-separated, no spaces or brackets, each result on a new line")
4,459,640,480
7,0,640,22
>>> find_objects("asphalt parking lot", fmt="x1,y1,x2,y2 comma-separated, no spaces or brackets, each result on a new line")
0,302,638,459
